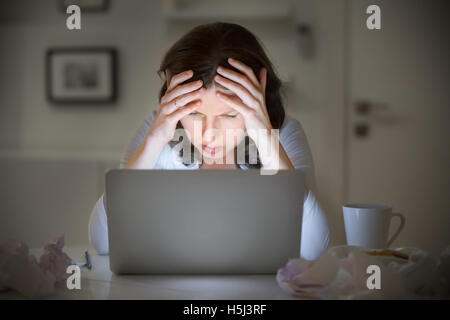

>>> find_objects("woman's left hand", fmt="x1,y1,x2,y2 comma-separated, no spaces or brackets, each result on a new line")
214,58,272,143
215,58,293,170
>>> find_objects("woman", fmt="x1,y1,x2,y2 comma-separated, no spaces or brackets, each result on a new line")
89,22,331,261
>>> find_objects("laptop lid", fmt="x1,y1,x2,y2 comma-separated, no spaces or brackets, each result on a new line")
105,169,305,274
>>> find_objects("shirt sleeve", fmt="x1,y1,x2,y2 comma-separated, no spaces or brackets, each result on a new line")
279,116,332,261
88,194,109,255
119,110,158,169
88,111,158,255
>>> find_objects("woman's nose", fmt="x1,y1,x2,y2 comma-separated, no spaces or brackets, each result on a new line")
202,118,219,144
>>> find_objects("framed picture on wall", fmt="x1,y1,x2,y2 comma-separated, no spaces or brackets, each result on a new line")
46,48,117,104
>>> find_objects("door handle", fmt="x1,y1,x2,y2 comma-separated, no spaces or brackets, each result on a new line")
353,101,371,138
355,100,389,116
353,100,389,138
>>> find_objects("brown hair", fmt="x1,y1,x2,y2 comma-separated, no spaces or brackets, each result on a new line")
158,22,286,168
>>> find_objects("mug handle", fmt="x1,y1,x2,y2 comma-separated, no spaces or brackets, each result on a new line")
386,212,406,248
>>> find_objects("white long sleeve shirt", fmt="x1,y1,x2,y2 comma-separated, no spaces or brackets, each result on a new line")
88,111,331,261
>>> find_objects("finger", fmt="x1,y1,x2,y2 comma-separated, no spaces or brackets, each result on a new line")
161,79,203,104
162,87,205,114
214,74,259,109
259,68,267,98
166,100,202,123
216,92,253,117
227,58,260,88
216,66,263,102
167,70,194,92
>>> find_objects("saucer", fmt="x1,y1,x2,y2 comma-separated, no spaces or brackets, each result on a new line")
327,245,412,265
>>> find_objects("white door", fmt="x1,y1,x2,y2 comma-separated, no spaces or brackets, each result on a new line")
347,0,450,254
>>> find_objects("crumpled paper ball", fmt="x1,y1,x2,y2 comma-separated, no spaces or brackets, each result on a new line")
277,245,450,299
276,254,340,298
386,245,450,297
437,245,450,293
39,235,73,288
0,235,72,298
330,250,408,299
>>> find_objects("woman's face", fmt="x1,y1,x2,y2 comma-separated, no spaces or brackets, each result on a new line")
180,85,246,163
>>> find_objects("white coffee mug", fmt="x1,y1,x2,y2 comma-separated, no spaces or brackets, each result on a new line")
342,203,406,249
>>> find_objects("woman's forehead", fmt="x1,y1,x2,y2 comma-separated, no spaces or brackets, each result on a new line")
197,86,237,114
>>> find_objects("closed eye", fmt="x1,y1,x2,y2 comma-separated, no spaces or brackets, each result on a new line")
188,112,238,118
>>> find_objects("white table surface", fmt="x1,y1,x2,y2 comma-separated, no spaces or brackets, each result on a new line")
0,246,307,300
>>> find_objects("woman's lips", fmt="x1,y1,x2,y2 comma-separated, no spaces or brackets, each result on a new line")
202,144,220,155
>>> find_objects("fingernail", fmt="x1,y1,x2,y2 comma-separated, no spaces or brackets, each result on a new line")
214,75,221,81
217,66,223,72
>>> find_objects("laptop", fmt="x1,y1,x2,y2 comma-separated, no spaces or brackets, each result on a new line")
105,169,305,274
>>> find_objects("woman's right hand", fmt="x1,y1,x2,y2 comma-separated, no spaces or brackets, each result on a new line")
147,70,205,145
